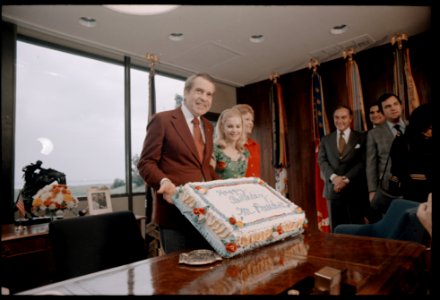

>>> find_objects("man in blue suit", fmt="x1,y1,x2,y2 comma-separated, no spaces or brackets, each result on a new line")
318,105,368,232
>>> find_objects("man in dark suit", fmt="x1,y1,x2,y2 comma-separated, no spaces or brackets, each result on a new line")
318,105,367,231
366,93,406,213
137,73,220,253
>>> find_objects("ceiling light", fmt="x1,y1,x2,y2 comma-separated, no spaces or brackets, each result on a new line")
169,33,184,42
104,5,179,16
250,35,264,43
78,17,97,28
330,24,348,35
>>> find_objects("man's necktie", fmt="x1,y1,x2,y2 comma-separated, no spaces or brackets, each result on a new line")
338,131,346,155
192,117,205,162
394,124,403,136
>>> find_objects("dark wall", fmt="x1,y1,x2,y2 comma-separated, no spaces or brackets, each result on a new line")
1,21,17,224
237,31,432,232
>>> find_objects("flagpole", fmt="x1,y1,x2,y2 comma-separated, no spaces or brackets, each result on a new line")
145,53,159,240
146,53,158,121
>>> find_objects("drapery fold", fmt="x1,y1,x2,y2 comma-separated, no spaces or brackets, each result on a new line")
344,49,367,132
309,59,330,232
269,74,289,197
392,33,420,119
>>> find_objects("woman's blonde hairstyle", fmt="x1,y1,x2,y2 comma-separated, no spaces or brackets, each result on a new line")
234,104,254,117
214,107,247,151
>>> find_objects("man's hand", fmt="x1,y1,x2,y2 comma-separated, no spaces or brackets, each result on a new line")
157,180,177,204
332,175,348,193
416,193,432,237
369,191,376,203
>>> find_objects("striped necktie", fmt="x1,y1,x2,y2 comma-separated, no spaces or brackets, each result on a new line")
338,131,346,155
394,124,403,136
192,117,205,162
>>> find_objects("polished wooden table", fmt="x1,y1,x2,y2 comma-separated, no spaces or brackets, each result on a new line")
16,232,428,295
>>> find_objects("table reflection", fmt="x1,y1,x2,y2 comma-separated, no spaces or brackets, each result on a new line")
178,235,309,294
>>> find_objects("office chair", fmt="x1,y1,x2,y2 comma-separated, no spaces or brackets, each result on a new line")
49,211,147,281
334,199,429,245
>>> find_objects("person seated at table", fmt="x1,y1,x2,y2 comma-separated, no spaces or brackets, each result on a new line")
417,193,432,237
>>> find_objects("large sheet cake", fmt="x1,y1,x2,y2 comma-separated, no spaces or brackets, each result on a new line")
173,177,306,258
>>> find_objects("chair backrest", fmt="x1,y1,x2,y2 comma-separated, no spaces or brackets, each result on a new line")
375,199,427,241
334,199,429,244
49,211,147,281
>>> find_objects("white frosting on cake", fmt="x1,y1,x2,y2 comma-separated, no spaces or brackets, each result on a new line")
173,177,306,258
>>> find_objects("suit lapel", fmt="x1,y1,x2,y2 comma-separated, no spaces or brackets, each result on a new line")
330,131,338,155
201,117,213,163
170,108,201,163
340,131,360,158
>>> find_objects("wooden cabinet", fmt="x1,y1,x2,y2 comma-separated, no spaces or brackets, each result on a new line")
1,224,55,293
1,215,146,294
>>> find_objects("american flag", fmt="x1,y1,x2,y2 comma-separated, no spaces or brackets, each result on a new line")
16,194,26,218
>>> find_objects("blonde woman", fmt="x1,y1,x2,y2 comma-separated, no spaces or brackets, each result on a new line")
211,108,250,179
234,104,261,177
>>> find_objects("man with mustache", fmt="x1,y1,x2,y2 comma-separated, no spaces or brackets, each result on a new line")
137,73,219,253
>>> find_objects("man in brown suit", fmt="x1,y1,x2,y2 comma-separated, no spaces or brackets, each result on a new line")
137,73,219,254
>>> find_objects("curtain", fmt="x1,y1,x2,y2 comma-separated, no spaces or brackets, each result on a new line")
392,33,420,119
344,49,367,132
309,59,330,232
269,74,289,198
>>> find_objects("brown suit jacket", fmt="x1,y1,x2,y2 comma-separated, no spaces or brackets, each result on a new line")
137,107,219,229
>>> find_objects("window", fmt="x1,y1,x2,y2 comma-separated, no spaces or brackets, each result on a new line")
15,39,185,198
130,69,185,193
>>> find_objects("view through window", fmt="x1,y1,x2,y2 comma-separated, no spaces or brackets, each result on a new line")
15,40,184,198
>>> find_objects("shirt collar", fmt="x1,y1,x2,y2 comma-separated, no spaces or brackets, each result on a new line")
339,127,351,137
181,102,199,122
386,119,406,132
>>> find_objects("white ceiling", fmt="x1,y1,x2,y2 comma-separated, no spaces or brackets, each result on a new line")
2,5,431,87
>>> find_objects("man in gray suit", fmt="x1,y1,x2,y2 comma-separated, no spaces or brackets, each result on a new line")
366,93,406,213
318,105,367,231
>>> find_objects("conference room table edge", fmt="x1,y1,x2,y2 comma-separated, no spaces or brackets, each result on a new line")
15,231,428,296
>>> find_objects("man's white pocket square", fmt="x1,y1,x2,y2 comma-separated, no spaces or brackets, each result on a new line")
354,144,361,149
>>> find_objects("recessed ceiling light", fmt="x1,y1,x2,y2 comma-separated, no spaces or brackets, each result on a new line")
250,34,264,43
169,33,184,42
79,17,97,28
104,5,179,16
330,24,348,35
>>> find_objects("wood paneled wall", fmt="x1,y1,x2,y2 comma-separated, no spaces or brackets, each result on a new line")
237,31,432,232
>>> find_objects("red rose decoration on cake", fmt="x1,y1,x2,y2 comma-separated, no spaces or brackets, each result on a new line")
277,225,283,235
225,243,238,253
229,216,244,228
193,207,205,215
192,207,208,223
